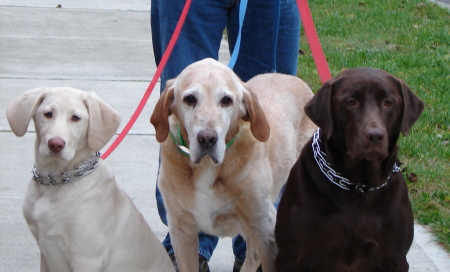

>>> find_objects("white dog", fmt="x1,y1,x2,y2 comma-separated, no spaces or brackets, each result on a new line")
7,87,174,272
150,58,316,272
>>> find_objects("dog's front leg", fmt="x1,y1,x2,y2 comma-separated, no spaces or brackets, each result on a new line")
40,253,49,272
71,257,103,272
245,204,277,272
170,217,199,272
240,237,261,272
382,256,410,272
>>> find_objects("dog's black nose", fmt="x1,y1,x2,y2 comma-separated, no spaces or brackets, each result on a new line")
197,130,218,149
48,137,66,153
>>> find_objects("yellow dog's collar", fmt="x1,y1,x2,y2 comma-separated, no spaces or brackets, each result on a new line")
169,127,237,158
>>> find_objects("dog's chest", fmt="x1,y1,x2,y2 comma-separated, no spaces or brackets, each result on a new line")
191,168,240,236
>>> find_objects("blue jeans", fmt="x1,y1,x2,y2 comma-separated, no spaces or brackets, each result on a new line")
151,0,300,262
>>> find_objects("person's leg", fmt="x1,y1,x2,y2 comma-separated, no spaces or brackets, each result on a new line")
228,0,300,81
227,0,278,81
227,0,300,268
232,235,247,264
275,0,301,76
150,0,162,66
151,0,232,263
157,0,230,91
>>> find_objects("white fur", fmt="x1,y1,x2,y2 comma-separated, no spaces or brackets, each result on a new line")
7,87,174,272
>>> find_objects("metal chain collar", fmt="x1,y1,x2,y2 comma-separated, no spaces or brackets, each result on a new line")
31,151,101,186
312,129,400,193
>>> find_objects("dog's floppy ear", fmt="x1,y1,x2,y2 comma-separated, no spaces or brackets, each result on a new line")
6,87,46,136
398,80,424,135
242,86,270,142
150,79,175,142
304,79,334,139
84,92,122,151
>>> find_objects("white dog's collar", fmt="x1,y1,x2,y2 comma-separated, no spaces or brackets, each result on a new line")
32,151,101,185
312,129,401,193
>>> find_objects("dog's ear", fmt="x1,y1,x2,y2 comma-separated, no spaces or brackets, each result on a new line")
304,79,334,139
150,79,175,142
242,86,270,142
6,87,46,136
84,92,122,151
398,80,425,135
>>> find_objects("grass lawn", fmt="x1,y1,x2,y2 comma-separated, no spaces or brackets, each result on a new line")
297,0,449,250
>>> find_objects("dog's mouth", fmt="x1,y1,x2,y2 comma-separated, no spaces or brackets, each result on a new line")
191,130,223,164
362,150,384,161
349,148,388,162
194,151,219,164
348,129,389,161
40,146,63,159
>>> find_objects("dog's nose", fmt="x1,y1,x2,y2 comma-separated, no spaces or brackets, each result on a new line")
197,130,218,149
365,128,385,145
48,137,66,153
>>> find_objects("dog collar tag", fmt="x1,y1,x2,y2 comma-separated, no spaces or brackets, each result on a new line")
177,144,190,156
169,127,237,158
169,130,190,157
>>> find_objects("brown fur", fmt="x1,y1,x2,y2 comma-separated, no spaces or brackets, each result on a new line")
275,68,424,272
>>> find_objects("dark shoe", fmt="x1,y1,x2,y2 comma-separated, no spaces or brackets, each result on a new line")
169,254,210,272
198,255,210,272
233,259,263,272
169,254,179,272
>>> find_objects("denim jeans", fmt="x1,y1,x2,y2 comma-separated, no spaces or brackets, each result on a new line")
151,0,300,262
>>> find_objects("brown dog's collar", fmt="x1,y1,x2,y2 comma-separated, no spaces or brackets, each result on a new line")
32,151,100,185
312,129,400,193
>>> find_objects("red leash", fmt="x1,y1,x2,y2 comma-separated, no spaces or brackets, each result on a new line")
102,0,330,159
101,0,192,159
296,0,332,84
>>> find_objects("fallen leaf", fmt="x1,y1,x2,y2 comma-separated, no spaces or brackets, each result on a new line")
408,173,418,183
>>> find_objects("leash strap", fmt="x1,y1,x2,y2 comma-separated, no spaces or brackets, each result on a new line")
228,0,248,69
296,0,332,83
102,0,332,159
101,0,192,159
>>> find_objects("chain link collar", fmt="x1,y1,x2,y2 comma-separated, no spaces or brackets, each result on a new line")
32,151,100,186
312,129,400,193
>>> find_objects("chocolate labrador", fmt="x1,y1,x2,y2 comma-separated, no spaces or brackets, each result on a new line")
275,67,424,272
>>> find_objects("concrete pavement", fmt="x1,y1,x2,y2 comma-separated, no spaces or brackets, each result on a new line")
0,1,448,271
429,0,450,8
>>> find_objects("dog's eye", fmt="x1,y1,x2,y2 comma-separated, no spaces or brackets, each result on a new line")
221,96,233,107
346,99,357,107
71,115,80,121
44,112,53,118
183,95,197,107
383,99,394,107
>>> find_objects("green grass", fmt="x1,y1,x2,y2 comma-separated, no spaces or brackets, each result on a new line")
297,0,450,250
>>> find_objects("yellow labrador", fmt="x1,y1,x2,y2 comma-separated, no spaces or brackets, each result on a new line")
150,58,317,272
7,87,174,272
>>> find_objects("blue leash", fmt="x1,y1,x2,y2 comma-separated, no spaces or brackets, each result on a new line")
228,0,248,69
228,0,280,72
